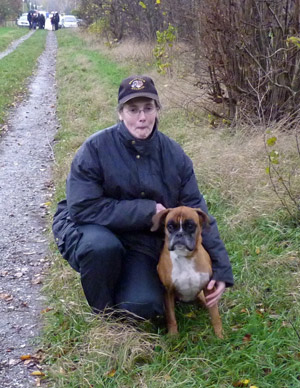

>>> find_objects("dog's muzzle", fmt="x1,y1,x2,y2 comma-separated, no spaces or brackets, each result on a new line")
168,232,196,251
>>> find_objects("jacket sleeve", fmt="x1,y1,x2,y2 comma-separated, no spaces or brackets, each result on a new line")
66,140,156,232
179,152,234,287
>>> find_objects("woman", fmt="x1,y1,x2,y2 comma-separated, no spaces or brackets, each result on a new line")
52,75,234,319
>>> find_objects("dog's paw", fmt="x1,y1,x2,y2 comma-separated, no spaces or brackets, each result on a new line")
215,329,224,339
167,325,179,335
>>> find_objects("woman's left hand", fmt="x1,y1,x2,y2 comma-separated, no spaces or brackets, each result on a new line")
205,280,226,308
155,203,166,213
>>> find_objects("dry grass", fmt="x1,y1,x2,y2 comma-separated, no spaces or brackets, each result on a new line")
79,33,211,117
60,33,300,225
185,128,275,225
86,315,161,372
188,125,300,225
81,33,155,66
45,310,162,386
44,250,163,380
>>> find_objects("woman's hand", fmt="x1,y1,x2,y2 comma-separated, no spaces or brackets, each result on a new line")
156,203,166,214
205,280,226,308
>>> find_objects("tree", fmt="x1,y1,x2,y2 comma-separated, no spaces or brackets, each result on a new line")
38,0,79,13
80,0,164,40
0,0,22,23
78,0,300,127
198,0,300,126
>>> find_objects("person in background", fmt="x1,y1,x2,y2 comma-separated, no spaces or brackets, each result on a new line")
39,13,45,29
27,11,33,29
50,13,55,31
32,12,38,29
53,12,60,30
52,75,234,320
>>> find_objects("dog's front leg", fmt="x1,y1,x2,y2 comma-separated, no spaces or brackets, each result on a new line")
164,289,178,335
204,288,224,339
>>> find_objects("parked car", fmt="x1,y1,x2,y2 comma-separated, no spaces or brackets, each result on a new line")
61,15,78,28
17,15,29,27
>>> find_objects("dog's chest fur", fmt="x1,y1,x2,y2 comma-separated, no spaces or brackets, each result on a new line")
170,250,210,302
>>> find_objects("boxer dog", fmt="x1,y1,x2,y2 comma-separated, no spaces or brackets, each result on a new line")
151,206,223,338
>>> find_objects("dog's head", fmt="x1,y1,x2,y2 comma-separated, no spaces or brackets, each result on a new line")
151,206,210,252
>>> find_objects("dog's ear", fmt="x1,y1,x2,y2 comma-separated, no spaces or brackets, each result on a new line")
151,209,170,232
195,208,210,227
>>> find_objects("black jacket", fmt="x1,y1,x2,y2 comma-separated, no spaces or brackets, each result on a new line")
53,121,234,286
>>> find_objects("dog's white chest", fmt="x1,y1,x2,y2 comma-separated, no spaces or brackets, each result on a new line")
170,251,210,302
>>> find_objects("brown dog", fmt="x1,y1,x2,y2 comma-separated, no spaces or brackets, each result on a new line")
151,206,223,338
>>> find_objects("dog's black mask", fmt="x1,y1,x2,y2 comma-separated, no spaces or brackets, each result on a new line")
167,218,197,251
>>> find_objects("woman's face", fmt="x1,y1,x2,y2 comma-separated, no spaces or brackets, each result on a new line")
118,97,158,140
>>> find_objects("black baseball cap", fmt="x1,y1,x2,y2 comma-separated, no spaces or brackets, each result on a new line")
118,75,161,106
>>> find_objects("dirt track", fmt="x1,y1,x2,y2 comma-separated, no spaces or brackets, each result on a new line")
0,31,57,387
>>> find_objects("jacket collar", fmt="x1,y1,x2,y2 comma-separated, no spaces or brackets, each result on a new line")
117,121,158,155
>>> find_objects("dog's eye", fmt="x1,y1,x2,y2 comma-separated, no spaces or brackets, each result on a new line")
167,222,176,233
183,220,196,233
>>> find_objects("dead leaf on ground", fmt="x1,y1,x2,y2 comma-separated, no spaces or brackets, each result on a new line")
104,368,117,378
269,314,280,319
20,354,32,361
233,379,250,387
282,321,292,327
31,276,42,285
231,324,243,331
184,311,197,318
31,371,45,376
24,359,34,366
242,334,252,342
0,293,13,301
262,367,272,375
41,307,54,314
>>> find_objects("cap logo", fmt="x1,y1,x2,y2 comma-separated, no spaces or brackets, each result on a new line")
129,79,145,90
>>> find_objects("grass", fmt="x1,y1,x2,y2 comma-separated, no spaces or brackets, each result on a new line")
0,26,29,51
0,29,47,124
41,30,300,387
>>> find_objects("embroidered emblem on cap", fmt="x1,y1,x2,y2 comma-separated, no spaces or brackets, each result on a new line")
130,78,145,90
118,75,160,106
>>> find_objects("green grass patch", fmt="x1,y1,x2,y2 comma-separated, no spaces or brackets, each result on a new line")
0,26,29,51
42,29,300,388
52,29,129,198
0,30,47,124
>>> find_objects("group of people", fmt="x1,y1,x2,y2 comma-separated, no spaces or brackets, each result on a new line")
27,11,45,30
27,11,60,31
53,75,234,321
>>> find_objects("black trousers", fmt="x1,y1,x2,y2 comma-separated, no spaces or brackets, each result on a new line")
63,224,164,319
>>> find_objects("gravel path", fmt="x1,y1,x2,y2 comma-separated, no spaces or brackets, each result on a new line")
0,31,58,387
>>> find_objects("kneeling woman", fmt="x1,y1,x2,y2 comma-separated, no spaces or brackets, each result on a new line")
52,75,234,319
